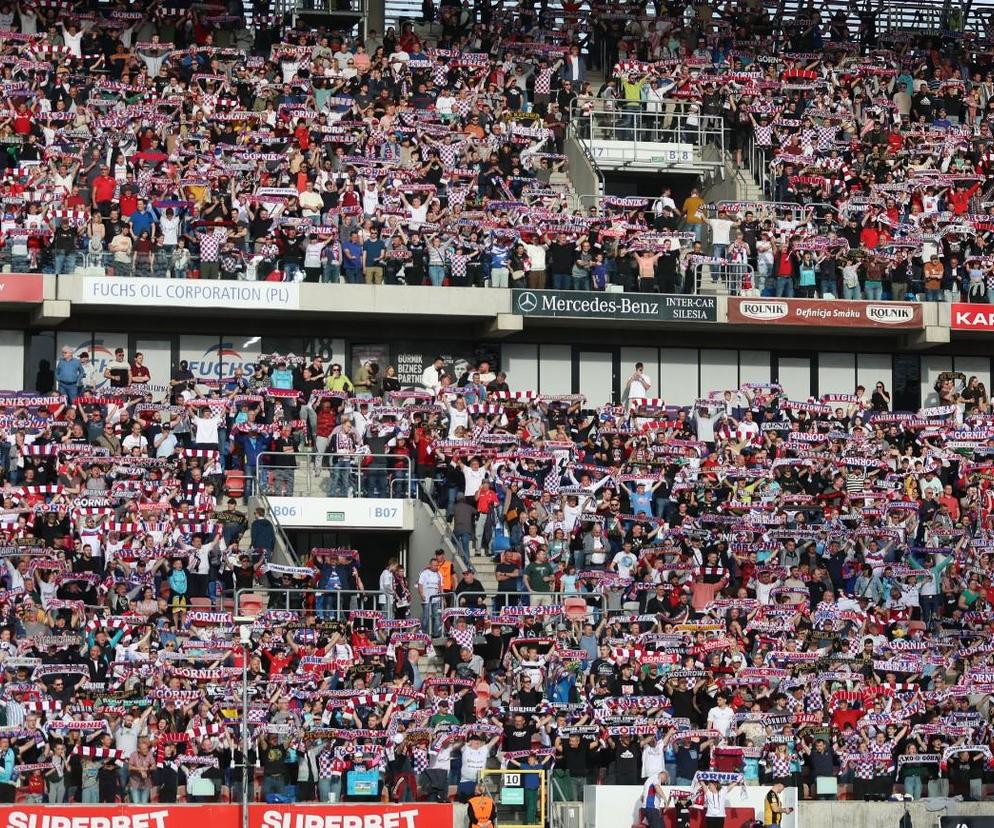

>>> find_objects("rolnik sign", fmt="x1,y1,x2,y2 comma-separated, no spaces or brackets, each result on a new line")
512,289,716,322
728,298,923,329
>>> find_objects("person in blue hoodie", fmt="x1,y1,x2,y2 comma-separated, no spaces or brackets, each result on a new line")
0,735,15,802
167,559,188,625
236,427,271,500
250,508,276,555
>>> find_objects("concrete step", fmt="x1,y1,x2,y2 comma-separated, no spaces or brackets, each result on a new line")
417,653,446,676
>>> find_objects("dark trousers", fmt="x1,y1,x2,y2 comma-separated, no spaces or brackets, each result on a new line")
419,769,448,802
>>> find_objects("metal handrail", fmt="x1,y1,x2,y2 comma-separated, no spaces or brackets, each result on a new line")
234,586,387,615
292,0,367,22
428,589,609,616
693,261,757,296
565,118,604,200
417,480,465,570
743,134,771,197
255,450,414,499
254,485,300,565
704,200,840,220
570,99,725,167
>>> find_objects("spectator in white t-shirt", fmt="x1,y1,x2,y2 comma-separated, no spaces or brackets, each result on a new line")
122,422,149,455
192,407,223,449
706,694,735,738
707,209,735,260
417,558,443,637
641,736,666,781
624,362,653,403
733,410,760,448
448,397,470,438
457,733,499,798
455,456,491,499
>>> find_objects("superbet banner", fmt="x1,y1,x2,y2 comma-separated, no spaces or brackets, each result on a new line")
253,806,452,828
3,805,455,828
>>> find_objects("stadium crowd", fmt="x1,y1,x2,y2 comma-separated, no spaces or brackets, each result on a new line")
0,346,992,809
2,0,994,817
1,0,994,299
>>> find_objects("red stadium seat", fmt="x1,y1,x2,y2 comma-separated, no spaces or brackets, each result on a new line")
225,470,246,499
238,593,265,617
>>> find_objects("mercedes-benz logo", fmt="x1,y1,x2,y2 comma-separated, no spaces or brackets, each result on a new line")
517,291,538,313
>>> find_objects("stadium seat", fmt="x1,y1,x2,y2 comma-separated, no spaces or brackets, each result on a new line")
238,593,265,616
225,470,247,499
564,596,588,621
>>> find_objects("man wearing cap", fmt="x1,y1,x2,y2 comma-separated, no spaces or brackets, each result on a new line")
104,347,130,388
455,568,487,609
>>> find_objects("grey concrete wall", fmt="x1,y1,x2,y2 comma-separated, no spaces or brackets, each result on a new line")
565,133,603,205
799,800,994,828
408,499,447,602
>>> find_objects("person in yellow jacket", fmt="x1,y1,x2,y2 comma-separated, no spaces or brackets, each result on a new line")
467,783,496,828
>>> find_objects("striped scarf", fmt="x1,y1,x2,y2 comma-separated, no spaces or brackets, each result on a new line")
176,521,216,534
492,391,537,401
84,616,133,640
22,700,60,713
179,448,220,460
185,723,225,740
75,746,125,765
